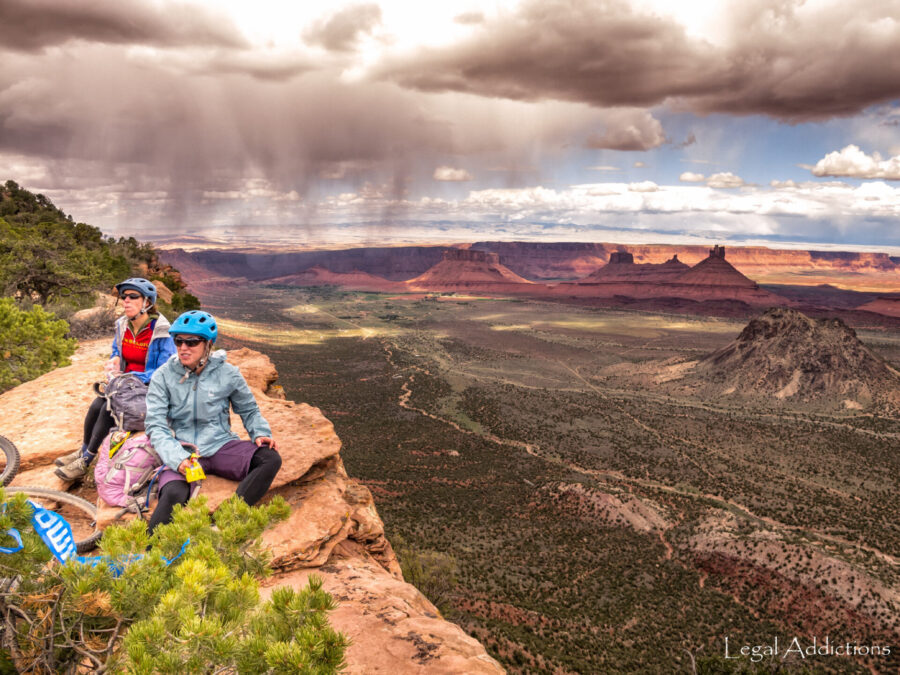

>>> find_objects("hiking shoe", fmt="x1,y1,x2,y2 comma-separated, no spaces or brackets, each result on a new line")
55,455,91,482
54,449,83,467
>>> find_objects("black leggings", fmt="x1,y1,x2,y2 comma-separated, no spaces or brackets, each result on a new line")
147,446,282,535
83,396,114,457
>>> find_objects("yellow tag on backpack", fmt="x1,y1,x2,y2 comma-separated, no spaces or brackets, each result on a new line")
185,454,206,483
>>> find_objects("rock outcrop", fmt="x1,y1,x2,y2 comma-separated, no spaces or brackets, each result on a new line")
556,245,788,306
695,307,900,408
578,253,689,283
162,241,900,297
472,241,900,283
0,341,502,674
405,249,534,294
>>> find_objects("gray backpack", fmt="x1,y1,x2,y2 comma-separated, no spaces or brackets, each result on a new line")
95,373,149,431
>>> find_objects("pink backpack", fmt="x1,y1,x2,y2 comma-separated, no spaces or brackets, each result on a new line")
94,431,163,510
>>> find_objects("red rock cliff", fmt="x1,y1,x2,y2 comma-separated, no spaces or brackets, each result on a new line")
0,341,503,674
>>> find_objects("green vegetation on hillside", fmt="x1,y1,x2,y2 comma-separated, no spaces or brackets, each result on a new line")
0,298,76,390
0,179,198,390
0,492,347,673
0,180,147,306
208,284,898,674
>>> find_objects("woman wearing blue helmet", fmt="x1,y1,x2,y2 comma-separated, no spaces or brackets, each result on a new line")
56,277,175,481
144,310,282,533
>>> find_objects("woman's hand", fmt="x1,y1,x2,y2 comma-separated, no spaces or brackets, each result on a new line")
255,436,278,450
177,459,192,475
104,356,121,376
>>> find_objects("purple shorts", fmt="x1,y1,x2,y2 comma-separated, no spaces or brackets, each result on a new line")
157,439,259,491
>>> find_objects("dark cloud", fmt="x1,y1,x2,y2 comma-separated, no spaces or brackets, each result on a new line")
0,46,454,216
584,110,666,150
305,4,382,53
376,0,900,121
376,0,726,108
0,0,246,52
0,31,629,231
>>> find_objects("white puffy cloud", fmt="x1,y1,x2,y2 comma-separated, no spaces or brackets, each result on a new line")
706,172,745,188
680,171,745,188
53,170,900,248
433,166,473,181
628,181,659,192
812,144,900,180
679,171,705,182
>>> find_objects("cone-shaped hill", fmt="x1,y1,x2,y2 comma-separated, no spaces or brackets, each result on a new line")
665,246,788,305
695,307,900,409
675,245,758,287
405,249,534,293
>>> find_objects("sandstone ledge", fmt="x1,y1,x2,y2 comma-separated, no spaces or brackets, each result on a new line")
0,340,501,673
264,541,505,675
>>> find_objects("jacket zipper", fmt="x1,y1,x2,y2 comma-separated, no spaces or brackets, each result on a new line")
192,374,199,446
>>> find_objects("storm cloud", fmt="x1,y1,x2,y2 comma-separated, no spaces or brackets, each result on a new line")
0,0,246,52
3,0,900,247
305,4,383,53
376,0,900,121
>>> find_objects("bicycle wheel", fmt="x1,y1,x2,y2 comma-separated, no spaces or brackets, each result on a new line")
0,435,20,487
4,486,102,553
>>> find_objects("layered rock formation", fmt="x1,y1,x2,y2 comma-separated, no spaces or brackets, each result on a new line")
161,240,900,299
578,252,689,283
472,241,900,283
467,242,611,279
162,241,900,309
695,307,900,408
405,249,534,294
554,245,788,306
161,246,448,283
0,341,503,674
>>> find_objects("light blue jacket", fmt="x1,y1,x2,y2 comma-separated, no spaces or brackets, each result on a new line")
110,314,176,385
145,350,272,471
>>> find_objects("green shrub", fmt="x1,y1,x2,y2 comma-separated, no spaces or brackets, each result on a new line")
0,493,348,673
0,298,76,392
393,536,459,616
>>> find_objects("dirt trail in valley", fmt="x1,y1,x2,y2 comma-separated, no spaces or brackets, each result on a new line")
383,339,900,569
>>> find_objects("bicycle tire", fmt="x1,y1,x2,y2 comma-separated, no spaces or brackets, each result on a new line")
4,486,102,553
0,435,20,487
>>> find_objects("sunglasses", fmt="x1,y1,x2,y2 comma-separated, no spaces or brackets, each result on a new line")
174,337,205,348
120,292,143,300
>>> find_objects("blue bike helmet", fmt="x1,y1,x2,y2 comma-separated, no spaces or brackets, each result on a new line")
115,278,157,305
170,310,218,343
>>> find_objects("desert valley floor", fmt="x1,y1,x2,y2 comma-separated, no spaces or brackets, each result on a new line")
198,282,899,673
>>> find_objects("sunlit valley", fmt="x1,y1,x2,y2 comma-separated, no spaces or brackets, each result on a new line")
169,243,900,674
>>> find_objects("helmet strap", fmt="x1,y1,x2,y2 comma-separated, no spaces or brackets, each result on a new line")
194,341,213,374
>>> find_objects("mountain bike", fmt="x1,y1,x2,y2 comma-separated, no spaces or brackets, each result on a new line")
0,436,101,553
0,435,20,487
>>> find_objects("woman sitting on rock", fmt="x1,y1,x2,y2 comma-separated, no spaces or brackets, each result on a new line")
144,310,282,535
56,278,175,481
